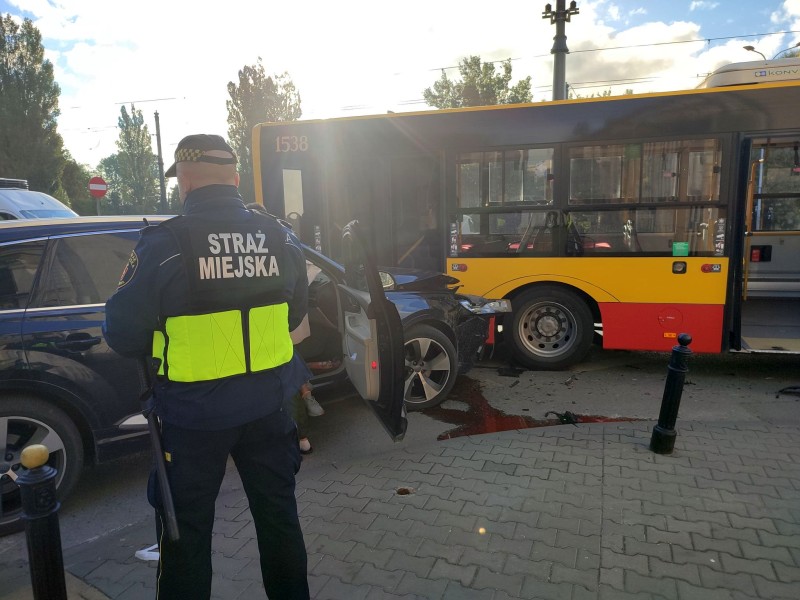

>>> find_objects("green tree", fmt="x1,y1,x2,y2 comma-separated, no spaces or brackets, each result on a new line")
98,104,159,214
167,182,181,213
423,56,532,109
96,153,125,214
226,58,302,203
59,154,94,215
568,88,634,99
0,14,64,193
774,46,800,59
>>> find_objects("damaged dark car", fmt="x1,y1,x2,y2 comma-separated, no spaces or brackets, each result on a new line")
302,248,510,411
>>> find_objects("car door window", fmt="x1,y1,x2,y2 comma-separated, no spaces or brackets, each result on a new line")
0,242,46,309
32,232,139,308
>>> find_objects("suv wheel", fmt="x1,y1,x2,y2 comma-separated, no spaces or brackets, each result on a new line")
403,324,457,411
1,397,84,536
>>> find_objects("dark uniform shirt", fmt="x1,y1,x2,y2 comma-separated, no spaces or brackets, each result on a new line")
103,184,309,430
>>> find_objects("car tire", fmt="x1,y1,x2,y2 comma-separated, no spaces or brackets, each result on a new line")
403,324,457,411
0,396,84,536
510,286,594,371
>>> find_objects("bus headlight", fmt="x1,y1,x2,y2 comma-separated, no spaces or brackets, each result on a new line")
459,296,512,314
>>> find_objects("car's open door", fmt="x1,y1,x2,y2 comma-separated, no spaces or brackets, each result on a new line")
338,220,407,441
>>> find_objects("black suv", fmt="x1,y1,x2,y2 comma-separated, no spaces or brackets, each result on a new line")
0,216,507,535
0,217,153,534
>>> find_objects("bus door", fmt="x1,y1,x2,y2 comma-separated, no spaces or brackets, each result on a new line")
259,126,328,255
389,155,443,272
735,136,800,353
323,153,443,270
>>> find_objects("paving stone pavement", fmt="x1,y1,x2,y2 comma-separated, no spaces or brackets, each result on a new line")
3,420,800,599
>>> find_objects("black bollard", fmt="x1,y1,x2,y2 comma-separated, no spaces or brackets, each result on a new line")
17,444,68,600
650,333,692,455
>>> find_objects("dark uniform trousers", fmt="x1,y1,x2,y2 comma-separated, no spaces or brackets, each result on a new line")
149,407,309,599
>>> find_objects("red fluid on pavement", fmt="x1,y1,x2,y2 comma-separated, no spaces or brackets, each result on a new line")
424,376,639,441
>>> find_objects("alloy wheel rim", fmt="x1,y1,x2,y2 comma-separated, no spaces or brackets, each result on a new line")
403,336,452,405
0,415,67,523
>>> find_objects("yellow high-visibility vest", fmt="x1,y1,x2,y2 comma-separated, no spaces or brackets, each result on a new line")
152,303,292,382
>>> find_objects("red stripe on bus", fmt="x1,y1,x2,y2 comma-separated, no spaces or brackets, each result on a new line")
599,303,723,353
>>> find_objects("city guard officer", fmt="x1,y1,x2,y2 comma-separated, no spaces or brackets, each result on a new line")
103,134,310,599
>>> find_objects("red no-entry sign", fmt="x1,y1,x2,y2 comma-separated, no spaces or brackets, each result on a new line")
88,176,108,198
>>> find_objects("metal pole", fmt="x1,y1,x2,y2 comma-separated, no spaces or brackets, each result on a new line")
543,1,579,101
650,333,693,455
552,12,567,100
155,111,168,213
17,444,67,600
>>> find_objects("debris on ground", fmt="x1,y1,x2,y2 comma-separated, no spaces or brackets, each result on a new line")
545,410,580,426
776,386,800,399
498,365,524,377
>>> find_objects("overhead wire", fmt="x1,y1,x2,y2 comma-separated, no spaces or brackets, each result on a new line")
59,26,800,144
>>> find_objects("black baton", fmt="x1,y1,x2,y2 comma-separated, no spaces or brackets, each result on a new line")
138,357,180,542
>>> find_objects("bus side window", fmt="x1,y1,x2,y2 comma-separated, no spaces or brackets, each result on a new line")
750,141,800,232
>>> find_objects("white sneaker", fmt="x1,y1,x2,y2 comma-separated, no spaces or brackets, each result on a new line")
135,544,159,561
303,394,324,417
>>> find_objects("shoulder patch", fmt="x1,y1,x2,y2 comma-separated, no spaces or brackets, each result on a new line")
118,250,139,288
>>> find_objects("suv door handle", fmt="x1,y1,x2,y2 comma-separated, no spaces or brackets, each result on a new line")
55,333,102,352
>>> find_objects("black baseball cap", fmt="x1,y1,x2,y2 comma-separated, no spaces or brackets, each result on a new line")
164,134,237,178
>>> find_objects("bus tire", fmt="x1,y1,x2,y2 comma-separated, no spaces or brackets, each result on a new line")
510,286,593,371
0,396,84,536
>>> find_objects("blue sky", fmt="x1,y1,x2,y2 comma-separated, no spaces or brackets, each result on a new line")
597,1,785,40
1,0,799,167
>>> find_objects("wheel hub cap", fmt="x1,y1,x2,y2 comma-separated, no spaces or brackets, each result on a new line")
536,314,562,338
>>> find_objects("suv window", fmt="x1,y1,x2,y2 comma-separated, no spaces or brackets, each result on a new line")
0,242,46,309
33,232,138,307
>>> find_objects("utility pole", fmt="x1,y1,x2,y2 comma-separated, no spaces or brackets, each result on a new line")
543,0,580,101
154,111,168,213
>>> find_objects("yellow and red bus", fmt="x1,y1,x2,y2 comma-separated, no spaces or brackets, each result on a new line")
253,76,800,369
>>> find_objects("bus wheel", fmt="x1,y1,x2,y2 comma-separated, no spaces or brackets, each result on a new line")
403,324,457,411
510,287,593,370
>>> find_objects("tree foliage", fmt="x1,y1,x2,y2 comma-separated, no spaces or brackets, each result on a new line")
59,154,94,215
423,56,532,109
774,46,800,59
97,105,159,214
0,14,65,194
568,88,634,99
226,58,302,203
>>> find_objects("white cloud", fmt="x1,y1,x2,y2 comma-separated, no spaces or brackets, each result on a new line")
689,1,720,10
772,0,800,46
4,0,795,167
